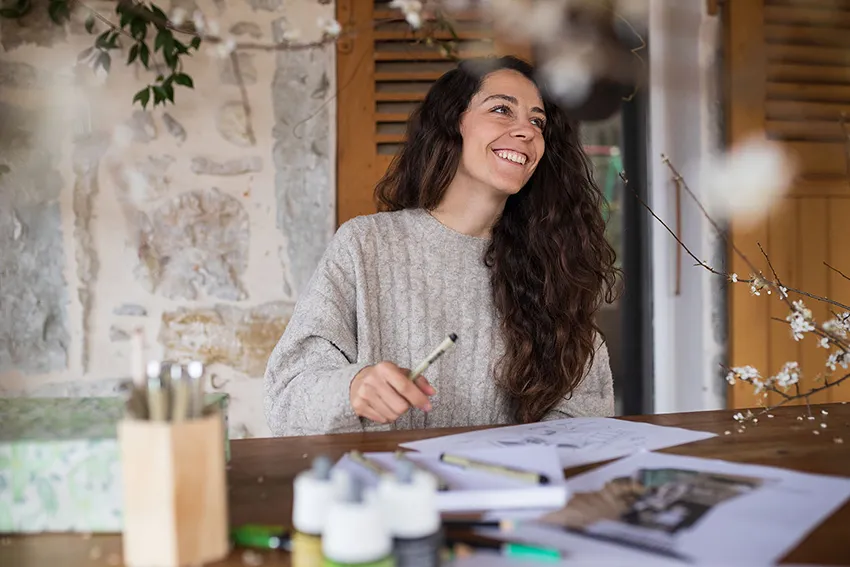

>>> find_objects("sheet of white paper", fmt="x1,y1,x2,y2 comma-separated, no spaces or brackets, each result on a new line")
400,417,716,468
333,446,569,512
483,452,850,565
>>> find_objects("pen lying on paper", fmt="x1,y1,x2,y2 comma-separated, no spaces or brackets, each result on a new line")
394,450,450,491
439,453,551,485
408,333,458,381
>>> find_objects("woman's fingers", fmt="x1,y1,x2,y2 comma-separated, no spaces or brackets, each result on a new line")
350,361,436,424
413,375,436,396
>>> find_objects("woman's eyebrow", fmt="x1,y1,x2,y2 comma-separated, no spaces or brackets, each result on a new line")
482,93,545,116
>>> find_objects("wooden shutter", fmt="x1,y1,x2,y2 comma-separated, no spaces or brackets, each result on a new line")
727,0,850,408
336,1,529,226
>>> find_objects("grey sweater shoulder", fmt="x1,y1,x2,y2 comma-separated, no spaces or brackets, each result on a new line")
263,208,614,437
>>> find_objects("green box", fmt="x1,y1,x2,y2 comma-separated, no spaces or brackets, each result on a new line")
0,395,229,533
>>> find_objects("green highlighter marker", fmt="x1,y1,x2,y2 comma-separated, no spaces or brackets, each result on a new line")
231,524,292,551
447,536,563,562
503,542,562,561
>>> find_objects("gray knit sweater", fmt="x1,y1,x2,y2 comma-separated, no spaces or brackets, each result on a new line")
264,208,614,437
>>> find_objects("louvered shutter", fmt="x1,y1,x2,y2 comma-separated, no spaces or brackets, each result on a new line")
336,1,527,226
728,0,850,408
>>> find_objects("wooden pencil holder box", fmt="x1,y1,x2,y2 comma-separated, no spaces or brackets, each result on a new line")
118,409,230,567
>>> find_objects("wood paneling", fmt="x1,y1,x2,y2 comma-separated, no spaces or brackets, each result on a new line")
727,0,850,407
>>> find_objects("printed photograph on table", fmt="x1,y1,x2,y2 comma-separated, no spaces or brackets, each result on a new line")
539,468,764,559
500,452,850,565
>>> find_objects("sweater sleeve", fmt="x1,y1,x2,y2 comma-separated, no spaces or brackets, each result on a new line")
542,334,615,420
263,221,370,437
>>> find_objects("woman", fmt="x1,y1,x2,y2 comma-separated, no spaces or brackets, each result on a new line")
264,56,620,437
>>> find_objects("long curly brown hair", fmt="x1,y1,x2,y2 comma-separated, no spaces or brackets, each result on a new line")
375,56,620,423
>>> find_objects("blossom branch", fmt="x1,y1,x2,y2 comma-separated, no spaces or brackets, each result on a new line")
657,156,850,312
825,261,850,284
619,172,735,279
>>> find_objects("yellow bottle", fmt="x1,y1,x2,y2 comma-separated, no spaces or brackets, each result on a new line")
292,456,344,567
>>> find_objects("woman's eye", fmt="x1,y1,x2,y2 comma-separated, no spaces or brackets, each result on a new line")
532,118,546,129
491,105,511,116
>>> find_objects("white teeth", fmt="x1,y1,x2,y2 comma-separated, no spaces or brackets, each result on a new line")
494,150,527,165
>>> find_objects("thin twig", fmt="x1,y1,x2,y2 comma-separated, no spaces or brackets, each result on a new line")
620,172,732,278
655,157,850,312
75,0,137,41
753,372,850,414
661,154,761,276
825,261,850,283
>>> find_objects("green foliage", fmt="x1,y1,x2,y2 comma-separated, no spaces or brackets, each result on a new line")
0,0,200,110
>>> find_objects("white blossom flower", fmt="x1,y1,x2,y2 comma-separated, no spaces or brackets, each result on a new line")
170,7,187,26
725,365,760,386
786,301,815,341
818,337,830,349
390,0,424,29
729,273,738,283
824,312,850,338
489,0,567,44
540,48,595,106
697,135,797,228
826,350,850,371
733,412,745,422
192,10,205,34
214,37,236,59
779,286,788,298
281,28,302,42
792,300,812,319
318,17,342,37
207,19,221,37
773,361,800,389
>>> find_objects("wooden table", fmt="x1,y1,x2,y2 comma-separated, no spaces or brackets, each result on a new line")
3,403,850,566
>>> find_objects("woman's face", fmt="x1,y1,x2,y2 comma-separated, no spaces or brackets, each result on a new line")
454,69,546,197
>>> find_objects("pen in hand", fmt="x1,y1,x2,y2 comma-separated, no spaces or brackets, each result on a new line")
408,333,458,381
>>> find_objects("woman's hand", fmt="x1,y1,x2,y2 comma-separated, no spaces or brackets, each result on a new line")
349,362,436,424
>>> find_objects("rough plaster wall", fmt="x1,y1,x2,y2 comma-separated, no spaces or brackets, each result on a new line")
0,0,337,439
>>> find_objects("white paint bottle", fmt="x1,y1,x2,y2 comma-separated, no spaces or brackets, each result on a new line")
322,476,394,567
292,456,345,567
377,459,442,567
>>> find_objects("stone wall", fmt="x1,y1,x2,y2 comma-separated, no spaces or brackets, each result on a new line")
0,0,337,438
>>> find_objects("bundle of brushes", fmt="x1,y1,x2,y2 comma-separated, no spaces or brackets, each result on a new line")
125,329,209,422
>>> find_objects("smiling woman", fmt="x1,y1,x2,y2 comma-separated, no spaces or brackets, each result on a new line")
264,56,621,437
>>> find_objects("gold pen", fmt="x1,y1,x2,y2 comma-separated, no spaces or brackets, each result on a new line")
394,450,449,491
439,453,550,485
349,450,391,476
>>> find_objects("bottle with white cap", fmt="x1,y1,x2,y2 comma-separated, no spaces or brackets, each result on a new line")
377,459,442,567
292,455,344,567
322,476,394,567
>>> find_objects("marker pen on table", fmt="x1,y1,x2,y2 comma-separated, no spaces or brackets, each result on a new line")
446,539,563,562
231,524,292,551
439,453,550,485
